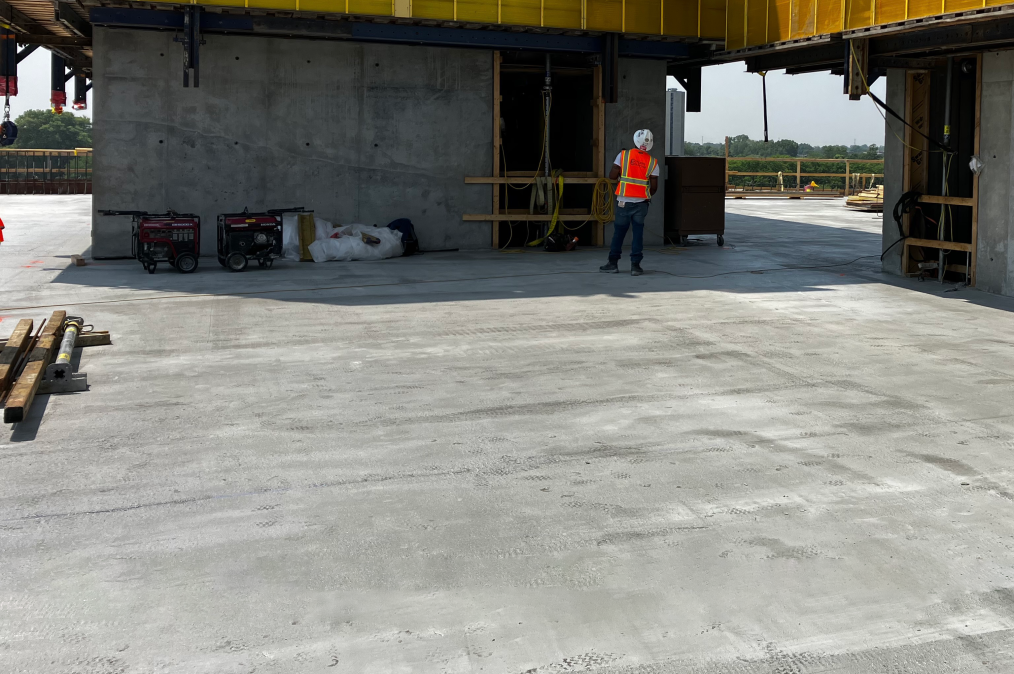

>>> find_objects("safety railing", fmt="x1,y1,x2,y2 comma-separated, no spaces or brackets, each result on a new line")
725,156,884,196
0,149,93,194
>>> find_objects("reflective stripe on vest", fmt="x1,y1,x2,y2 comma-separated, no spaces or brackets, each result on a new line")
615,149,657,200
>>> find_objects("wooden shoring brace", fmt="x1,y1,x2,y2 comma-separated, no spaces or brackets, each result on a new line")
0,319,34,397
4,311,65,424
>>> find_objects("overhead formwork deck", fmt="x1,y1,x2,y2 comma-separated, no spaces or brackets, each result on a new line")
139,0,727,39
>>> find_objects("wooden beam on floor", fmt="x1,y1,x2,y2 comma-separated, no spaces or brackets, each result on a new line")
0,319,34,397
4,311,65,424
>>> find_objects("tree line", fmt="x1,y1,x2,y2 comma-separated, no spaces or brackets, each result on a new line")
2,109,92,150
686,134,883,160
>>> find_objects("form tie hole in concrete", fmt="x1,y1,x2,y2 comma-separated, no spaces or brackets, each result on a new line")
375,63,380,66
159,140,163,144
235,56,240,60
160,53,164,57
306,142,310,146
374,144,378,147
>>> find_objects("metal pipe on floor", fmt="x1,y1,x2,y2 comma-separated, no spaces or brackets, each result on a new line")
45,316,82,380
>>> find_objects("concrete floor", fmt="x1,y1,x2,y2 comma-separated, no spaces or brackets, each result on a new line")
2,195,1014,673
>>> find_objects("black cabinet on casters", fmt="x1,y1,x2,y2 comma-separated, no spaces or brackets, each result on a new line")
663,157,726,247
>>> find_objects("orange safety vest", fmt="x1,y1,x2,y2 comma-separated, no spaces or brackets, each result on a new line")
615,149,658,200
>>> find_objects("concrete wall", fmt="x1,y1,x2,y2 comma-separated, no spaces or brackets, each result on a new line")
92,30,667,258
605,58,667,248
91,29,494,257
881,69,907,276
976,50,1014,295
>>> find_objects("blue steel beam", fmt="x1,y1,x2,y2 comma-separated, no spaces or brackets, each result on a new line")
89,7,690,59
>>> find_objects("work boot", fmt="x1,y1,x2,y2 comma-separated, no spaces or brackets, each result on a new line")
599,261,619,273
631,262,644,276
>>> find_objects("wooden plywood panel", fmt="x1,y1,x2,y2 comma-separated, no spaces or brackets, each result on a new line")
907,0,941,19
662,0,698,36
877,0,907,23
768,0,791,43
945,0,986,11
815,0,844,34
501,0,543,24
625,0,662,34
726,0,746,49
413,0,455,18
544,0,583,28
586,0,622,30
844,0,873,29
791,0,818,39
348,0,393,14
455,0,499,21
746,0,769,46
700,0,726,38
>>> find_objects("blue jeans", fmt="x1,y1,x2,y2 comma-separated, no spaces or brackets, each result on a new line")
609,200,649,264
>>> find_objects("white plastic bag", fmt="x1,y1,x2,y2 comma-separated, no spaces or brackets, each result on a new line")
281,213,301,261
309,224,404,262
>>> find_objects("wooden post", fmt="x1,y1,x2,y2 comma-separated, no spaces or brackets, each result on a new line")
4,311,65,424
845,159,851,195
796,159,801,189
971,53,982,286
492,51,502,249
724,136,729,189
0,319,33,396
902,70,931,276
593,64,605,246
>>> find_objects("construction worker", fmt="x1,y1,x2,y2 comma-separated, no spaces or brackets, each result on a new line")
600,129,659,276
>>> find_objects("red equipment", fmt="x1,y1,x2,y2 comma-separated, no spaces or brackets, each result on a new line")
99,210,200,274
217,207,301,272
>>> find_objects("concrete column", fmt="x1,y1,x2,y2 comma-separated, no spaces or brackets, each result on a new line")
605,58,667,251
976,51,1014,296
91,28,493,257
881,69,907,276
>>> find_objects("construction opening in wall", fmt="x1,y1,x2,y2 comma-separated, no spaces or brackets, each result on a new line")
494,51,605,250
899,56,980,284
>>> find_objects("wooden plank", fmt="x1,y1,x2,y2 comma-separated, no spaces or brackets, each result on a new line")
4,312,65,424
972,53,982,287
463,214,594,221
466,176,608,184
918,194,975,207
0,319,34,396
70,254,86,266
905,237,973,253
492,51,501,250
725,157,884,163
505,171,597,177
593,63,605,247
727,171,883,178
0,331,109,350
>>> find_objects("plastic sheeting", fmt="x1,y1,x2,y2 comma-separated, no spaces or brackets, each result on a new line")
308,224,404,262
282,215,403,262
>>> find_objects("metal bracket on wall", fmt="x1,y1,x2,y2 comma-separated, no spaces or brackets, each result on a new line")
602,32,618,104
845,38,869,101
173,5,204,87
668,65,701,112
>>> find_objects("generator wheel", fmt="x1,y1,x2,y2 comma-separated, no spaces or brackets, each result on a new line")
226,252,248,272
176,253,199,274
257,258,266,268
147,262,157,274
265,259,274,269
717,235,725,247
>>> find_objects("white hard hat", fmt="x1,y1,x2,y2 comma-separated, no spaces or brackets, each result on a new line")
633,129,653,152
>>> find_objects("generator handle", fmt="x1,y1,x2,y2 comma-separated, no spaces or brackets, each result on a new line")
266,207,306,215
99,210,149,216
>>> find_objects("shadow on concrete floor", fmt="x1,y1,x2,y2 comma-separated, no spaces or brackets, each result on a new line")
19,213,893,312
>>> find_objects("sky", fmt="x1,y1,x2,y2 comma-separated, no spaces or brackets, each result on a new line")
671,61,888,147
7,47,91,120
7,48,886,147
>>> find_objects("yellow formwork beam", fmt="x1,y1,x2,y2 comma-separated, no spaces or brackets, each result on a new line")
726,0,1009,50
172,0,726,38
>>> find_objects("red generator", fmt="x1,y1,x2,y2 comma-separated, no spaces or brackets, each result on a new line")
217,208,300,272
99,210,200,274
